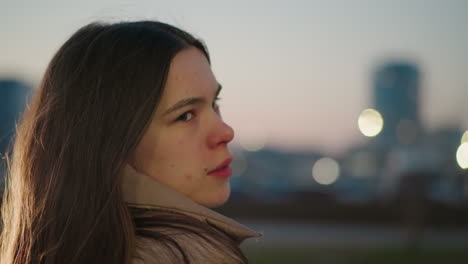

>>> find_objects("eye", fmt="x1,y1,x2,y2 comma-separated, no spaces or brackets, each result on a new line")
213,97,221,112
176,111,194,122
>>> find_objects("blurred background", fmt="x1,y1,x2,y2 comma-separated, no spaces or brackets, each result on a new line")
1,0,468,263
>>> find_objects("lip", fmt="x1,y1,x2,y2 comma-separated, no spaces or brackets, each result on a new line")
208,157,233,179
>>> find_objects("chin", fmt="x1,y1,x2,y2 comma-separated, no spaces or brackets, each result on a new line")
200,184,231,208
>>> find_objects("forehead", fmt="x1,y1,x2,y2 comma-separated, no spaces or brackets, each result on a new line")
157,47,217,112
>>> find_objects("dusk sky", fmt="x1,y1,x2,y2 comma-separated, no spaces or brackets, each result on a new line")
2,0,467,156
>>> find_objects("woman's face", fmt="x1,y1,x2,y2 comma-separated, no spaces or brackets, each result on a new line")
131,47,234,208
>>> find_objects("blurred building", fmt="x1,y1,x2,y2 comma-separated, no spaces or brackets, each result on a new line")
373,62,422,148
230,60,467,206
0,79,32,188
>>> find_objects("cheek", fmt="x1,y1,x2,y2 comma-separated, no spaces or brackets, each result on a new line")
151,141,191,176
132,138,157,171
140,129,205,178
132,127,168,174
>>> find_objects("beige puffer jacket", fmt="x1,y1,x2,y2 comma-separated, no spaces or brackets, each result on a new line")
121,165,262,263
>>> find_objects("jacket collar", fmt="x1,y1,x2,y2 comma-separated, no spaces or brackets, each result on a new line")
121,164,262,243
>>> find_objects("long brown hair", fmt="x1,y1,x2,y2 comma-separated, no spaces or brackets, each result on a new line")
1,21,246,264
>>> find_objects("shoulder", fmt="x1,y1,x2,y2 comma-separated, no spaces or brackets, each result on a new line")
127,205,256,263
132,232,244,264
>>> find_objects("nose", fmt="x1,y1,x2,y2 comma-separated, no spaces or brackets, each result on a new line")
208,117,234,149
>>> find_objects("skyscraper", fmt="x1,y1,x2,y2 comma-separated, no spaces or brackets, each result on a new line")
0,79,32,187
373,62,421,147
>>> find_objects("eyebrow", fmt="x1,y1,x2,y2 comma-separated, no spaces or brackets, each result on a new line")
162,84,222,117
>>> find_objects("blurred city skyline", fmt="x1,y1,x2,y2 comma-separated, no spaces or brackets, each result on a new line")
1,0,467,155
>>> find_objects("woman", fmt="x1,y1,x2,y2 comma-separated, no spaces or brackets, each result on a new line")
0,21,261,264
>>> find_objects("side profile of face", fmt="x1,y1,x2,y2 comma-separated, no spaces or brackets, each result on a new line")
131,47,234,208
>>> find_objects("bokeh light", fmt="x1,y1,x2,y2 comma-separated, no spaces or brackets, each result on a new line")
456,143,468,169
312,157,340,185
239,137,266,152
461,130,468,144
358,109,384,137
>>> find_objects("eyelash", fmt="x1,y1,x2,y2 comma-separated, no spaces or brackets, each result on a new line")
212,97,221,112
175,97,221,122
